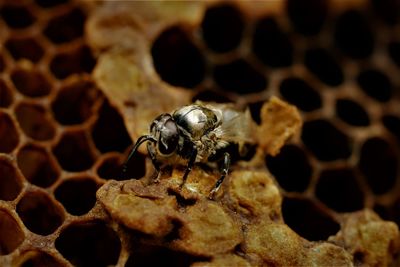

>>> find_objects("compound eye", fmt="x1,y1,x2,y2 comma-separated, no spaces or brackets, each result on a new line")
158,120,179,155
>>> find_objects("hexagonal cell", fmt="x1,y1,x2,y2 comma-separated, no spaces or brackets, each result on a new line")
5,37,45,63
213,59,267,94
16,250,64,267
0,111,19,153
0,209,25,255
388,41,400,67
15,102,56,141
357,69,392,102
286,0,328,35
91,101,132,153
252,17,293,68
248,100,264,125
358,137,398,195
97,154,145,180
304,47,344,87
335,98,370,127
50,45,96,80
334,9,374,59
126,243,204,267
11,68,51,97
0,4,36,29
17,144,59,188
279,77,322,112
151,26,205,88
192,90,231,104
282,197,340,241
0,54,5,72
371,0,400,25
0,159,23,201
53,130,96,172
201,4,244,53
51,80,102,125
43,7,85,44
55,221,121,267
54,177,98,216
266,145,312,192
35,0,68,8
16,191,64,236
301,119,352,161
382,115,400,141
0,79,13,108
316,168,364,212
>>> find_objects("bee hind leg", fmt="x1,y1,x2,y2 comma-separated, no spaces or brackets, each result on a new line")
209,152,230,199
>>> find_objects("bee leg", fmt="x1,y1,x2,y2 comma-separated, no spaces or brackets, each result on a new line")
209,152,230,199
181,145,198,188
147,142,161,182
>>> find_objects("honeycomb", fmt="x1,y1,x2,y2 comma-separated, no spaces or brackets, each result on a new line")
1,0,400,266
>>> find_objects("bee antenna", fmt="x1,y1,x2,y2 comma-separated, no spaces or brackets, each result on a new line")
123,135,156,173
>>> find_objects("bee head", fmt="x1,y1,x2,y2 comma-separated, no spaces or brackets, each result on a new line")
123,113,179,172
150,113,179,155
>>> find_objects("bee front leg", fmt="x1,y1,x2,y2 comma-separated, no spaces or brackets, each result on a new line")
209,152,230,199
181,145,197,188
147,142,161,182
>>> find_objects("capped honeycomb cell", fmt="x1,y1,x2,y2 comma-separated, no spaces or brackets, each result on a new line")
0,79,13,108
54,176,99,216
0,111,19,153
316,168,364,212
11,68,51,98
51,80,102,125
53,130,96,172
0,159,23,201
252,17,293,68
43,7,85,44
0,4,36,29
201,4,244,53
358,137,398,195
15,102,56,141
5,37,45,63
279,77,322,112
17,144,59,188
0,209,25,255
50,45,96,79
152,26,205,88
55,221,121,267
213,58,267,94
282,197,340,241
16,191,64,235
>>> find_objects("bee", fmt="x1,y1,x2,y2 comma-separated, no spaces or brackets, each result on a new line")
123,102,255,198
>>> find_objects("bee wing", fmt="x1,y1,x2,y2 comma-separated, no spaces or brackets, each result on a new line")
213,107,255,144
